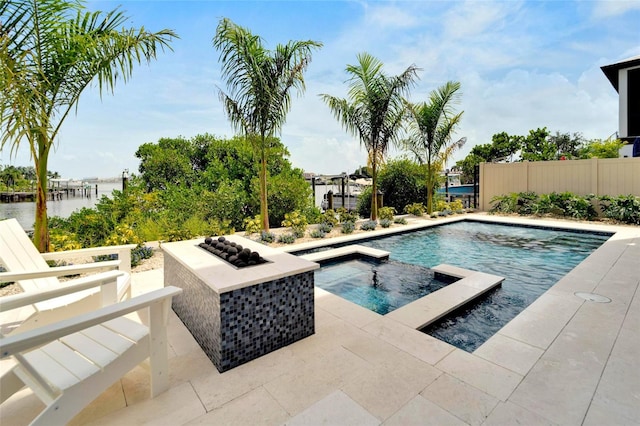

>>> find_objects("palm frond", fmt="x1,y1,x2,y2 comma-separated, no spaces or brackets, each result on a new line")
213,17,321,141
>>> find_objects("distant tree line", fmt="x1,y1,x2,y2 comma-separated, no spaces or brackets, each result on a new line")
0,165,60,191
454,128,623,184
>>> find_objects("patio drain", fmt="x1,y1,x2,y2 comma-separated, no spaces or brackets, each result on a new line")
575,292,611,303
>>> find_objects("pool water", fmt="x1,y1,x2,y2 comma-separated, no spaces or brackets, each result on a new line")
313,220,610,352
315,258,450,315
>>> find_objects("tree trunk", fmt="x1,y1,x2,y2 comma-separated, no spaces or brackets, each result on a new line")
259,148,270,231
426,184,434,215
34,141,50,252
370,160,378,221
426,161,434,215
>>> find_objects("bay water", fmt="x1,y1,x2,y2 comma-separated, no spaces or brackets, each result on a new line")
0,182,122,231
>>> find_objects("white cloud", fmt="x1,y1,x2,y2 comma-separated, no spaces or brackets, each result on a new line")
443,0,522,40
365,4,420,29
592,0,640,18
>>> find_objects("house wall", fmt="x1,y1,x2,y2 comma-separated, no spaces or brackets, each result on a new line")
619,65,640,139
479,158,640,211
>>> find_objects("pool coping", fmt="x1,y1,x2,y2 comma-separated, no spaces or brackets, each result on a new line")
301,243,506,332
298,244,390,263
386,265,504,330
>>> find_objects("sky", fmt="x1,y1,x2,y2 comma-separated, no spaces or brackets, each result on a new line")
2,0,639,180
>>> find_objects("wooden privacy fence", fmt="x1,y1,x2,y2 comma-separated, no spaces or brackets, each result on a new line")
479,158,640,211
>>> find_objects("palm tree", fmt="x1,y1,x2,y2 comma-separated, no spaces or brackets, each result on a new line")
213,17,321,231
321,53,419,220
0,0,176,252
403,81,466,214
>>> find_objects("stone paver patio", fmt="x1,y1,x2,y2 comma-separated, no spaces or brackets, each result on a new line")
1,214,638,425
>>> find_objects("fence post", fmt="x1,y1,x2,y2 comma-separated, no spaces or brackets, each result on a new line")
591,158,599,195
473,164,479,209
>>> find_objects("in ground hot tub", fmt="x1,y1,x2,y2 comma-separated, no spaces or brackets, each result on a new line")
162,236,318,372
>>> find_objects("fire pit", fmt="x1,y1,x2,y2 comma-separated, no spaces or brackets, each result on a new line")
163,235,318,372
198,236,268,268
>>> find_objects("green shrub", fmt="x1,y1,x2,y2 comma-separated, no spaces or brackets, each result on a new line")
131,245,154,267
565,196,597,220
515,191,538,215
164,227,194,242
360,220,377,231
278,233,296,244
105,223,142,246
449,199,464,212
393,217,407,225
260,230,275,243
380,218,392,228
435,200,449,212
310,229,326,238
377,158,427,214
339,211,359,224
490,191,638,223
303,205,323,225
321,209,339,228
49,229,82,251
341,221,355,234
336,207,358,224
404,203,425,216
318,222,333,233
356,186,373,218
599,195,640,225
489,193,518,213
134,217,163,242
378,207,395,221
265,170,314,229
282,210,307,238
206,218,234,237
244,215,262,234
531,194,553,215
200,180,248,229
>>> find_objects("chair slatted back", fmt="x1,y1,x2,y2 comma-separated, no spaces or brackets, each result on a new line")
0,219,59,291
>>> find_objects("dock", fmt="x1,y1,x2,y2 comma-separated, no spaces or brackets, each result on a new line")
0,182,99,203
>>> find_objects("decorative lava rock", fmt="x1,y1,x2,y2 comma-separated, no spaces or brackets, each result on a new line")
198,238,268,268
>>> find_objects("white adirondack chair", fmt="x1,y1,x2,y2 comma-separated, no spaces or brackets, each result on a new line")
0,218,136,334
0,278,182,426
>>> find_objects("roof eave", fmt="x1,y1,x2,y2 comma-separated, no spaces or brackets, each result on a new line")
600,55,640,92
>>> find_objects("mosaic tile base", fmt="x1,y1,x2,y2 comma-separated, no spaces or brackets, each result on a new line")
165,254,314,372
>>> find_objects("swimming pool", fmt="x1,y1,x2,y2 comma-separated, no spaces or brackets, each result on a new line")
314,258,452,315
311,220,611,352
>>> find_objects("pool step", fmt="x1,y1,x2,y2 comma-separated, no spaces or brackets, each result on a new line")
386,264,504,330
300,245,390,264
431,264,474,279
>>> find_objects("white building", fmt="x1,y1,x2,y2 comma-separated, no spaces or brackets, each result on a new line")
601,55,640,157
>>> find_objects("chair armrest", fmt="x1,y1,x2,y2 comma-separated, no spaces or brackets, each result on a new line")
0,286,182,358
0,270,124,313
0,260,120,282
40,244,137,259
41,244,137,273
